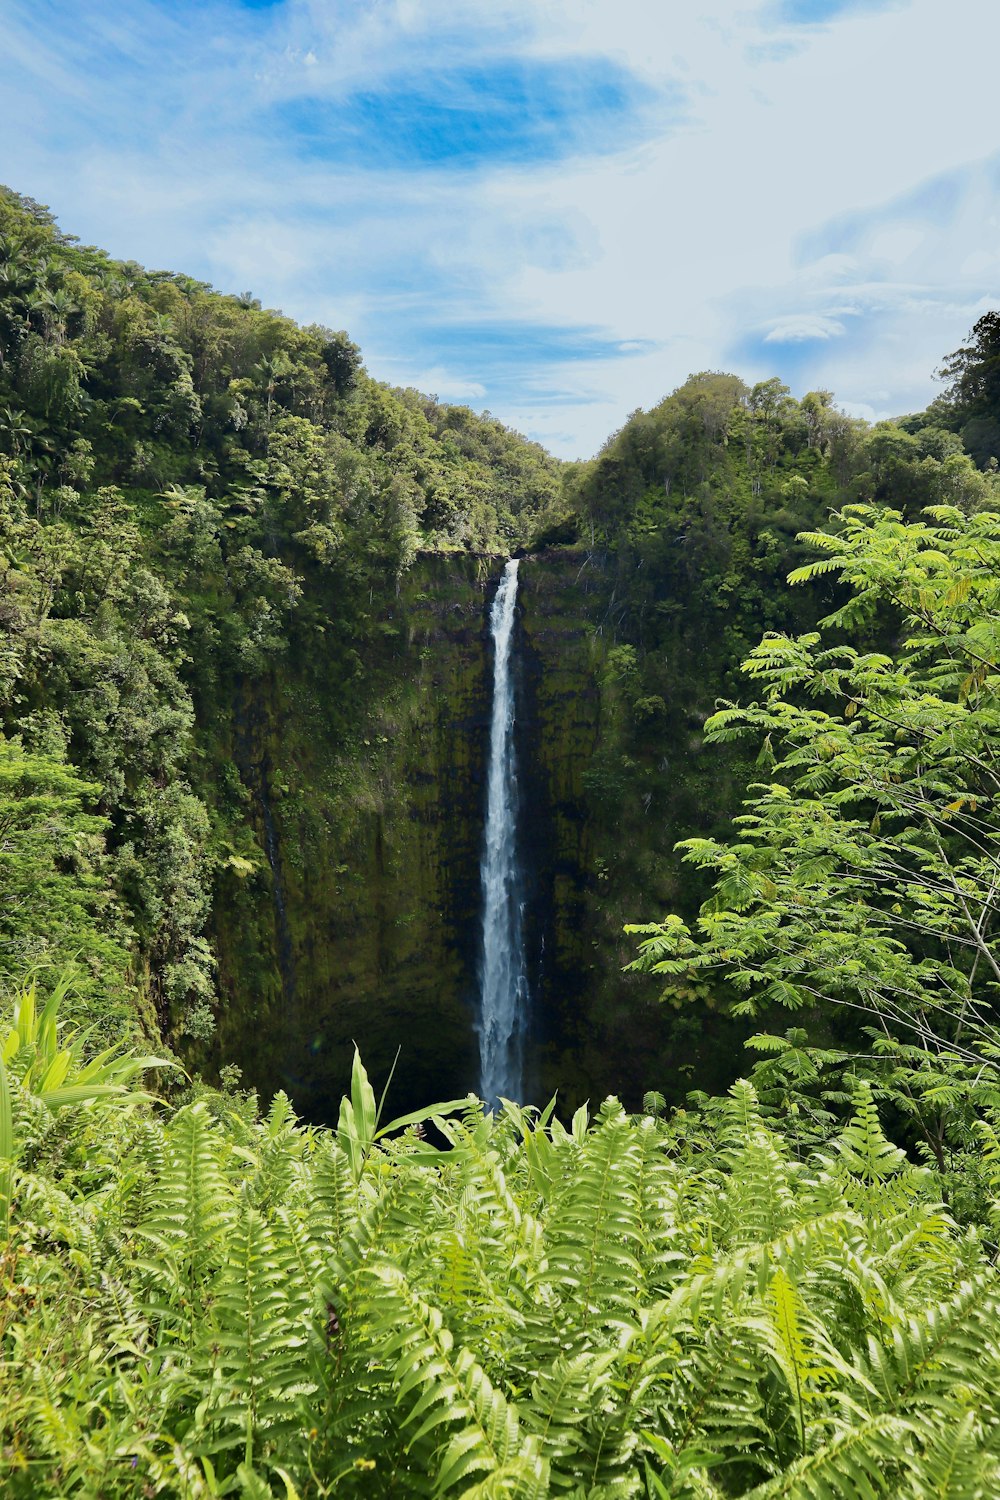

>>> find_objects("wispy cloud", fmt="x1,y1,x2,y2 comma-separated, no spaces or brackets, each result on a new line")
728,150,1000,417
764,315,848,343
402,366,487,401
1,0,1000,455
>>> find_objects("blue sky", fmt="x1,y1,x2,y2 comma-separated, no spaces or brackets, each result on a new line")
2,0,1000,457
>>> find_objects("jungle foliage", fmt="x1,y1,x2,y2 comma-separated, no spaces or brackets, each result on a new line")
7,465,1000,1498
629,501,1000,1199
7,185,1000,1496
6,183,1000,1097
5,1004,1000,1499
0,186,561,1037
556,367,1000,734
538,353,1000,1101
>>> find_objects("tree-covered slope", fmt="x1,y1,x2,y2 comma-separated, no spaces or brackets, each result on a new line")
518,367,1000,1106
10,479,1000,1497
7,193,1000,1500
6,181,1000,1118
0,186,562,1051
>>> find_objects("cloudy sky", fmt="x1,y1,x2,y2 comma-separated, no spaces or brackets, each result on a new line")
2,0,999,457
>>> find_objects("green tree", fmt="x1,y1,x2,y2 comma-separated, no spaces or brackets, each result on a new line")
0,738,131,1016
629,504,1000,1169
938,310,1000,465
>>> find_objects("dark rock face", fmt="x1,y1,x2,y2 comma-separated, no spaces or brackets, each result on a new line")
206,547,751,1124
515,552,608,1107
515,550,756,1114
515,553,677,1113
210,554,498,1123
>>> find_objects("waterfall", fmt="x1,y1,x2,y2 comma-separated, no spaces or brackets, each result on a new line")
478,558,529,1107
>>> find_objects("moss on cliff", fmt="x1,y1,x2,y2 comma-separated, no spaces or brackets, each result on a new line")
203,553,501,1121
194,544,779,1121
515,549,758,1112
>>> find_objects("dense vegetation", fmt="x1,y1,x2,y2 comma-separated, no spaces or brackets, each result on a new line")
8,185,1000,1110
0,186,561,1044
552,365,1000,870
6,1005,1000,1498
512,361,1000,1106
7,189,1000,1494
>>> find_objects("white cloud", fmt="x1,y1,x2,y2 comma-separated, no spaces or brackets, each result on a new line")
2,0,1000,456
398,366,487,400
764,315,846,343
867,225,926,266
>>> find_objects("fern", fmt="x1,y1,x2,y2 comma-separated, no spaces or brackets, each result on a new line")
831,1085,909,1184
659,1319,769,1466
522,1349,635,1493
909,1407,1000,1500
7,1018,1000,1498
196,1204,306,1468
306,1135,360,1263
863,1275,1000,1415
632,1117,687,1300
537,1100,645,1346
136,1103,236,1337
358,1261,545,1496
764,1265,848,1457
738,1413,910,1498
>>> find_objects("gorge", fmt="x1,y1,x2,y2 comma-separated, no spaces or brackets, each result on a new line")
207,546,631,1122
204,538,777,1123
7,185,1000,1129
10,185,1000,1497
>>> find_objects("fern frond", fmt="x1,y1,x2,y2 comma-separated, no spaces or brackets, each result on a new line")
864,1276,1000,1417
665,1321,768,1460
831,1086,909,1184
908,1406,1000,1500
740,1413,910,1498
537,1101,644,1344
633,1117,687,1299
522,1349,631,1490
356,1261,538,1496
137,1104,233,1271
199,1204,307,1468
716,1130,800,1248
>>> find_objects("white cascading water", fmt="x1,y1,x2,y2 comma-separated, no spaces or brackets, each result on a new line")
478,558,528,1107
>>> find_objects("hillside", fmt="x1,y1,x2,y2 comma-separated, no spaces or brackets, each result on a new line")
6,190,1000,1497
0,186,562,1060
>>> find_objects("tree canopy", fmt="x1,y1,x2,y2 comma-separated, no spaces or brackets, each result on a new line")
0,185,563,1039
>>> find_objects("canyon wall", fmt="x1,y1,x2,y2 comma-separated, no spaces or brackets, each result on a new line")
205,548,752,1121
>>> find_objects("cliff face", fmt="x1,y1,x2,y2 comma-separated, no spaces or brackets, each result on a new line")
205,547,753,1122
515,552,752,1114
515,551,610,1105
208,554,497,1120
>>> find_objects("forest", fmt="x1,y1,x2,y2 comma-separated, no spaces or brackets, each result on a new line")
5,183,1000,1495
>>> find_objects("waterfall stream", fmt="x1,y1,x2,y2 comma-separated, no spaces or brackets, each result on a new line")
477,558,529,1106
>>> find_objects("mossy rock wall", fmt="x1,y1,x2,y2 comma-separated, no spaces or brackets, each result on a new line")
204,546,754,1121
208,553,503,1121
516,551,750,1113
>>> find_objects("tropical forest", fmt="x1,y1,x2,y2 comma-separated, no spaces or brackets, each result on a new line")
6,175,1000,1499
